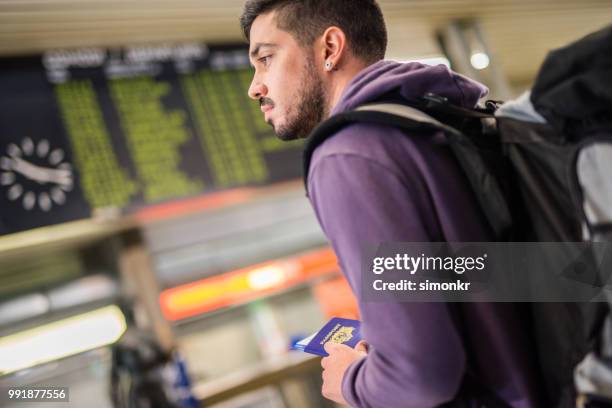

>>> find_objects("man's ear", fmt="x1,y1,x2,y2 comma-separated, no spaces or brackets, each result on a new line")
319,26,347,71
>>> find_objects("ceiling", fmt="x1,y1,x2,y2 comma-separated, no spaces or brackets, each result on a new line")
0,0,611,85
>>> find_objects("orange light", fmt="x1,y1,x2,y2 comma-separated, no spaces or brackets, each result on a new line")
159,247,338,321
313,276,360,320
247,264,291,290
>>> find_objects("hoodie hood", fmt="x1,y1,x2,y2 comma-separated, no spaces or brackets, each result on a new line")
332,60,489,115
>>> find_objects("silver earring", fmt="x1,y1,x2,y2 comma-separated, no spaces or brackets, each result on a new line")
325,61,333,71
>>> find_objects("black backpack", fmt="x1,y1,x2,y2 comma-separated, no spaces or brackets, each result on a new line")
303,24,612,408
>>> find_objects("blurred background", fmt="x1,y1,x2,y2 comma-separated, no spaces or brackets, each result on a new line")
0,1,611,407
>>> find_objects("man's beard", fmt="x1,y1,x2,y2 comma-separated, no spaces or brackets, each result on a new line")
271,63,327,141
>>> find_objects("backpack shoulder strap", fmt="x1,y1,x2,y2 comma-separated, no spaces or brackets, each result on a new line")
303,103,462,191
303,101,513,239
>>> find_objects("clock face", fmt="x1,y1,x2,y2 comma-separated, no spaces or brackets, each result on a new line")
0,137,74,212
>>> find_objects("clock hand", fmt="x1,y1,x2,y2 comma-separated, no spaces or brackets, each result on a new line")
11,158,48,183
11,158,72,187
46,168,72,187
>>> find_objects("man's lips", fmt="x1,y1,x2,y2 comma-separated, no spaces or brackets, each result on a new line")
261,105,273,121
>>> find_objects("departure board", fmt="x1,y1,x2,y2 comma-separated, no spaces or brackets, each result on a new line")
0,44,303,234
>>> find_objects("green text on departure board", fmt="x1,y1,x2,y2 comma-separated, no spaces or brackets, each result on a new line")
110,77,203,202
55,80,137,208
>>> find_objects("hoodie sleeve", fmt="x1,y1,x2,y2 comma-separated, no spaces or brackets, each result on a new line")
308,143,466,407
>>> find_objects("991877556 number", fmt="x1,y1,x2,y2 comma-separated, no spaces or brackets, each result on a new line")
5,387,69,402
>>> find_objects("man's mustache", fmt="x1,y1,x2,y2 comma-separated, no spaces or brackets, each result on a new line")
259,97,275,109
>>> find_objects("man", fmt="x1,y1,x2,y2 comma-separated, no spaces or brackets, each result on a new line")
240,1,543,406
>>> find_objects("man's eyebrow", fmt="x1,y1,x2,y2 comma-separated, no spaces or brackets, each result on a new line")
249,43,278,59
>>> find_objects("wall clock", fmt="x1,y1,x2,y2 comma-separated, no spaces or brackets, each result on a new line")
0,137,73,212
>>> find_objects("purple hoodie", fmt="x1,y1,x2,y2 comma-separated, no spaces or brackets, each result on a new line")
308,61,544,407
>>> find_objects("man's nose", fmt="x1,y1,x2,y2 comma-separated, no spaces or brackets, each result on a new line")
248,77,267,101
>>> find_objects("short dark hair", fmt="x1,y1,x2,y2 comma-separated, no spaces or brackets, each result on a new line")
240,0,387,63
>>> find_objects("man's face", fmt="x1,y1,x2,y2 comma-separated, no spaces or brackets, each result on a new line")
248,12,327,140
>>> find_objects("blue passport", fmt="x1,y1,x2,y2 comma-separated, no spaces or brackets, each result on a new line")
294,317,362,356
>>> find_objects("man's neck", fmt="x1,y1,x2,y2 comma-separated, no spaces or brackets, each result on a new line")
325,61,370,117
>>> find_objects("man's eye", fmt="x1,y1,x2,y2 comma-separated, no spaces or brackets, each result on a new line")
258,55,271,65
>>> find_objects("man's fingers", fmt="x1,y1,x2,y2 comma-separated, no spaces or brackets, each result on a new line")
355,340,369,353
324,341,338,354
322,385,332,400
321,356,329,369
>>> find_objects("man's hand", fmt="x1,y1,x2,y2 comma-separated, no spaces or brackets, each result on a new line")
321,341,368,405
